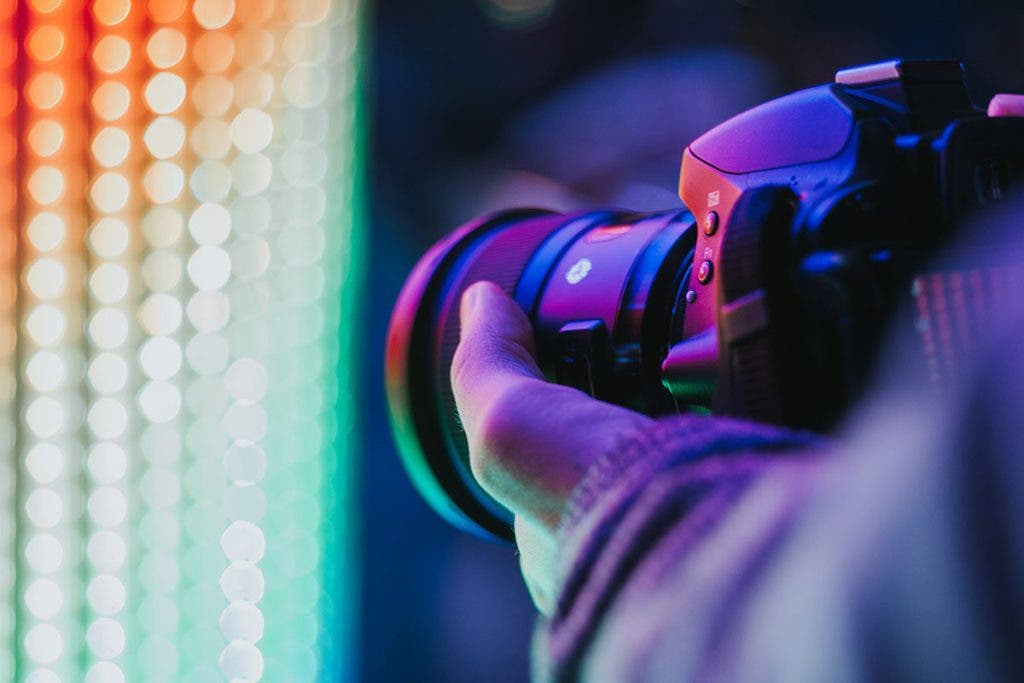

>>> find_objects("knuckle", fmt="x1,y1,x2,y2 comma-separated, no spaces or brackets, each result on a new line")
467,383,528,486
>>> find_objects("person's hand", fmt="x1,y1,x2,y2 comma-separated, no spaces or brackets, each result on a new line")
452,94,1024,614
451,281,651,613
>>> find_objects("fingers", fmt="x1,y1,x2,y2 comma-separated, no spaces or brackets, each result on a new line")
451,281,652,531
988,94,1024,117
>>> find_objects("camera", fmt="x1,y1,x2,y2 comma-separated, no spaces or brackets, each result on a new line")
386,59,1024,540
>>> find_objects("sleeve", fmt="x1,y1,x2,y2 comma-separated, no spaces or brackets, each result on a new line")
531,414,827,682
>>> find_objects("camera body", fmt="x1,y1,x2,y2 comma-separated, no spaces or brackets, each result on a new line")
386,60,1024,540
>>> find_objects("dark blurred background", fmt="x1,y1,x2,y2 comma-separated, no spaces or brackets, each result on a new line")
362,1,1024,681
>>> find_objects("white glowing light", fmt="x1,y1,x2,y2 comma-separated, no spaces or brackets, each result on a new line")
86,574,126,615
91,127,131,168
143,161,185,204
88,262,130,304
25,258,66,299
144,73,187,115
25,488,63,529
86,618,126,659
187,245,232,290
219,602,264,642
222,403,268,442
138,381,182,423
26,308,65,347
141,206,184,248
186,333,230,375
87,532,127,574
24,578,62,619
87,442,128,484
189,161,232,202
190,118,232,160
144,117,186,159
224,443,267,485
230,108,274,155
85,661,125,683
224,358,268,402
219,563,265,602
192,0,236,30
220,520,266,563
219,639,264,681
25,534,63,575
146,27,187,69
87,398,129,440
189,202,232,245
25,442,63,484
25,351,63,392
27,166,64,205
26,212,65,251
92,81,131,122
88,486,128,528
27,119,64,158
88,308,130,350
230,153,273,196
90,172,131,213
88,217,130,259
25,397,63,439
141,251,184,292
88,352,129,394
139,337,183,381
138,293,184,336
24,623,63,665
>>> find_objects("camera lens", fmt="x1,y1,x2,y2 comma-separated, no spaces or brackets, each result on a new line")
386,209,697,540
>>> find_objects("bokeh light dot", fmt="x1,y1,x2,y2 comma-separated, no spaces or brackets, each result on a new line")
86,618,126,659
25,579,62,619
191,75,233,116
143,161,185,204
188,245,231,290
25,442,63,483
24,623,62,665
282,64,327,108
233,27,273,67
219,639,264,681
138,380,182,423
88,398,128,440
148,0,187,23
87,532,127,574
92,127,130,168
230,196,271,235
219,563,264,602
186,333,229,375
25,258,65,299
138,293,183,336
27,119,63,158
193,31,234,74
286,0,332,25
86,574,126,615
89,217,130,259
25,488,62,528
93,0,131,25
25,397,63,439
90,172,130,213
89,262,130,304
88,442,128,484
224,442,266,484
89,308,129,349
193,0,235,29
230,238,270,281
223,483,267,523
88,352,128,394
189,202,231,245
219,602,264,643
187,290,230,334
230,108,273,154
141,251,183,292
144,116,186,159
146,27,186,68
85,661,125,683
231,153,273,196
232,68,273,109
88,486,128,527
139,336,182,380
222,402,267,441
26,350,63,391
92,81,131,121
190,118,232,160
25,534,63,574
27,25,64,62
142,205,184,248
220,520,265,563
144,72,186,115
27,166,64,205
27,72,63,110
189,161,232,203
27,212,65,251
224,358,267,402
92,35,130,74
25,306,65,347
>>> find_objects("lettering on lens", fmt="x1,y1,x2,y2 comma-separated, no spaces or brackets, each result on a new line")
565,258,592,285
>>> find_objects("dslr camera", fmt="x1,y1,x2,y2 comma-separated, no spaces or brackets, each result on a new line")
386,59,1024,540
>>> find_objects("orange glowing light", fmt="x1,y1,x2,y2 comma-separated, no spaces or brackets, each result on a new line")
193,31,234,74
147,0,187,24
29,0,63,14
93,0,131,27
26,72,64,110
92,35,131,74
27,25,64,62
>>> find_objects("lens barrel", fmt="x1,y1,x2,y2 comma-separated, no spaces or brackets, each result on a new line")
386,208,696,540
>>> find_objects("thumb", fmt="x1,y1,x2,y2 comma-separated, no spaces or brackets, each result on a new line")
451,281,652,531
988,93,1024,117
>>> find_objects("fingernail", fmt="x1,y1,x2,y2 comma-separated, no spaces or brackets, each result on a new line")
461,282,485,325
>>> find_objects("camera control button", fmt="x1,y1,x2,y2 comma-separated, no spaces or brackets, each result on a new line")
703,211,719,236
697,260,714,285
